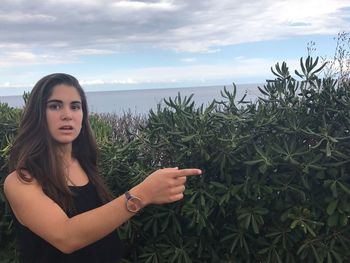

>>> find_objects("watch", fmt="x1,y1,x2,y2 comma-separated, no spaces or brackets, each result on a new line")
125,191,143,213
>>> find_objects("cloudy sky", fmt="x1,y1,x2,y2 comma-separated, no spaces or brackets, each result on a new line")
0,0,349,95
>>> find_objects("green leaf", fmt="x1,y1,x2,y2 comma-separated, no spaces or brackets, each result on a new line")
244,159,264,165
327,213,339,227
330,182,338,197
311,244,323,263
181,134,196,142
303,223,316,237
326,199,339,215
259,164,267,174
245,215,252,229
290,220,298,229
331,250,343,263
251,216,259,234
339,214,348,226
338,182,350,195
326,141,332,157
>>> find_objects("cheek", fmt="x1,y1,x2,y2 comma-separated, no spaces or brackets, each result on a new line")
46,113,57,136
78,113,83,124
46,112,55,127
46,110,61,123
76,113,84,129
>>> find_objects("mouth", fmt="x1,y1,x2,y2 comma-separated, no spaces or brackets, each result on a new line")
59,125,74,131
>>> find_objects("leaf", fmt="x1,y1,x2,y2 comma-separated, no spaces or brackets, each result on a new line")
330,181,338,197
338,182,350,195
311,244,323,263
339,214,348,227
210,182,228,190
230,237,240,253
327,213,339,227
327,252,333,263
303,223,316,237
245,159,264,165
326,199,339,215
251,216,259,234
245,215,251,229
181,134,196,142
258,86,270,96
326,141,332,157
295,69,304,79
290,220,298,229
259,164,267,174
331,250,343,263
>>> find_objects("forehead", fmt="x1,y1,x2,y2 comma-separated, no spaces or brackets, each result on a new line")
48,84,81,101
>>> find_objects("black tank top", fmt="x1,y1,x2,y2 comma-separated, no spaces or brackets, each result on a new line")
12,181,124,263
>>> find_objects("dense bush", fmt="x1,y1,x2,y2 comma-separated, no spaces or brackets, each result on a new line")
103,57,350,263
0,103,21,262
1,56,350,263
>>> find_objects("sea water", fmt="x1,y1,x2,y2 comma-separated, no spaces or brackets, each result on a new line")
0,84,262,115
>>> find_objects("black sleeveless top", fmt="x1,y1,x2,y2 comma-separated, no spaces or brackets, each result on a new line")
13,181,124,263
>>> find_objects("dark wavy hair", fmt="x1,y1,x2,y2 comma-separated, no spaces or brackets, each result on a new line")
9,73,113,213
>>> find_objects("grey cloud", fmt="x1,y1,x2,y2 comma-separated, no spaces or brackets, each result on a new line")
0,0,349,56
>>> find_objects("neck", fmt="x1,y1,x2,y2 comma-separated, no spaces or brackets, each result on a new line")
58,143,73,163
59,144,76,186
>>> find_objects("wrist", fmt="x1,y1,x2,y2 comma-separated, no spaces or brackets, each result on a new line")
124,191,142,213
129,184,149,207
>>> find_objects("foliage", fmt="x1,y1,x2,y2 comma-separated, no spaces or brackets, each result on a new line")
0,55,350,262
104,56,350,262
91,111,147,143
0,103,21,262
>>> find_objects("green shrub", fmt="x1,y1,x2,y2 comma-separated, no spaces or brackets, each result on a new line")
107,57,350,263
0,103,21,262
1,57,350,263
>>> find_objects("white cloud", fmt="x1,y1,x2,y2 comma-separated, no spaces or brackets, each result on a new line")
112,0,177,10
80,78,138,85
0,0,348,55
0,82,30,88
0,51,77,68
70,49,115,55
0,13,56,22
78,57,287,86
0,55,322,96
0,0,348,88
157,0,350,52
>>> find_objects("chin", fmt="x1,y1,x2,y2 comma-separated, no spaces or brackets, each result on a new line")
54,140,74,145
53,135,78,145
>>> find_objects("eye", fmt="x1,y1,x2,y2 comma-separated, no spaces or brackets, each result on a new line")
47,103,62,110
71,103,82,111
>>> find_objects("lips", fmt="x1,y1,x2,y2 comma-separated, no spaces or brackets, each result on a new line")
59,125,74,130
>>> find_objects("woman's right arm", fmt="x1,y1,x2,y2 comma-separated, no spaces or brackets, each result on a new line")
4,167,201,254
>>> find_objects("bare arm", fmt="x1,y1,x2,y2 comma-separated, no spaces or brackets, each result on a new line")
4,168,201,254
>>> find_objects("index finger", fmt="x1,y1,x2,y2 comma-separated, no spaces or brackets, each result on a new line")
175,168,202,177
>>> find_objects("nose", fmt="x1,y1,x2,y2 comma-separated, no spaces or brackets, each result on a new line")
61,106,72,120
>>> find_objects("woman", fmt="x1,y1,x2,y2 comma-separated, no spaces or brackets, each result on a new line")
4,73,202,262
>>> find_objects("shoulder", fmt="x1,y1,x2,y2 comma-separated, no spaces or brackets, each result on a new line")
4,171,45,226
4,171,40,198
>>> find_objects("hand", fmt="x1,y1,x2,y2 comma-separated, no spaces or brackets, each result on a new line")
131,167,202,206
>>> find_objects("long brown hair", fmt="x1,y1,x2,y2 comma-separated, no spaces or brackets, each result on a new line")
9,73,113,213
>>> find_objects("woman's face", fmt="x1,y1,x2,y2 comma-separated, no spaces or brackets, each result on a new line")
46,84,83,145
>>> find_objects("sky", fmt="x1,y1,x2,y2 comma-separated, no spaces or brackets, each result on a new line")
0,0,350,96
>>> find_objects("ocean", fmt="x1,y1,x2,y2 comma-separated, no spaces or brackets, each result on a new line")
0,84,262,115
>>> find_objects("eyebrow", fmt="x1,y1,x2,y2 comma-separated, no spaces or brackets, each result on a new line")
47,99,82,104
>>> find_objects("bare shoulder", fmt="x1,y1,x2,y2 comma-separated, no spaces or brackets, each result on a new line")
4,171,40,198
4,171,51,227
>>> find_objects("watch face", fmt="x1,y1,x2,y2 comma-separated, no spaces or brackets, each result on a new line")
127,196,142,212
